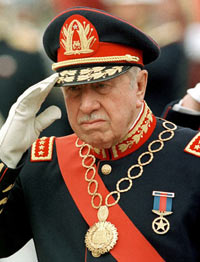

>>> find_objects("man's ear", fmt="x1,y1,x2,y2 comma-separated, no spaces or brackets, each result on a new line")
136,69,148,108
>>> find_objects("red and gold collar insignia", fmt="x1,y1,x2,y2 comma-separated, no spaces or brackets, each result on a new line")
184,132,200,157
92,102,156,160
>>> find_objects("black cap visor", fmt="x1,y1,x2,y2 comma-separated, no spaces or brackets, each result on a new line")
55,65,132,87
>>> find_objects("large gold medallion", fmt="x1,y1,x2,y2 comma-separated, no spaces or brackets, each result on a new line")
85,221,118,257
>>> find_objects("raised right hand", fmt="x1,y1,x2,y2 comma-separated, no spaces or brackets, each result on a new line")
0,73,61,168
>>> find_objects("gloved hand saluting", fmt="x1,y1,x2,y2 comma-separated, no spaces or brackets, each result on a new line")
0,73,61,168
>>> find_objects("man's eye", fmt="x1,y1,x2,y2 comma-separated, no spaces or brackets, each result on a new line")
68,86,81,91
65,86,83,95
63,85,82,97
99,84,107,88
94,83,111,93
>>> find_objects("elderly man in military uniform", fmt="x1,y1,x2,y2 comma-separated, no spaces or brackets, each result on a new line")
0,7,199,262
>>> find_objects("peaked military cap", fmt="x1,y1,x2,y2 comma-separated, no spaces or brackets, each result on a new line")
43,6,160,86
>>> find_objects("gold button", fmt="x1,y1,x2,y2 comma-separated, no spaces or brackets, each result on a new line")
101,164,112,175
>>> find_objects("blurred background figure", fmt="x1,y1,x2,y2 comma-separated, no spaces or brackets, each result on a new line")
144,0,189,115
102,0,200,115
0,1,50,261
0,0,46,125
50,0,106,13
102,0,189,115
183,0,200,89
0,0,73,136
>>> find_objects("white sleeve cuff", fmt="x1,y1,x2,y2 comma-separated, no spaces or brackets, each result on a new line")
172,100,200,115
187,83,200,103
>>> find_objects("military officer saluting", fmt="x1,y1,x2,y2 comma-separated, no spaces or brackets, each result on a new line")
0,6,199,262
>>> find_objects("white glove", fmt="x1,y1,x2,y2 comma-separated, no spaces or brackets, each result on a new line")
173,83,200,115
0,73,62,168
187,83,200,103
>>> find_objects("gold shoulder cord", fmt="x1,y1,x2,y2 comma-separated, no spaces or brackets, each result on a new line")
75,119,177,257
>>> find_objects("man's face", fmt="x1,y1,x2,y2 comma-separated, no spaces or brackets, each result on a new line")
62,69,147,149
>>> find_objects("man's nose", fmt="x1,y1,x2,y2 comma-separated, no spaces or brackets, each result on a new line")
79,87,100,114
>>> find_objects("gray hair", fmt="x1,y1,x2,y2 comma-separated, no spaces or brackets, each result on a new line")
126,66,141,88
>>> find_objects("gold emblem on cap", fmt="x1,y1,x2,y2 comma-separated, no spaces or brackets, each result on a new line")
61,19,97,55
101,164,112,175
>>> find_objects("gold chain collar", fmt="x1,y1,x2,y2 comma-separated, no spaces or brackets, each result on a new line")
75,119,177,257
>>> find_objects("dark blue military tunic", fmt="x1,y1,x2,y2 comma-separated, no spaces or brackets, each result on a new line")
0,109,199,261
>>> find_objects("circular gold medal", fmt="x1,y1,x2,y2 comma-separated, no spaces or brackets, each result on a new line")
152,216,170,234
85,221,118,257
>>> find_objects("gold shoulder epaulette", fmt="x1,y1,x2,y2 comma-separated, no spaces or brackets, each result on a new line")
184,133,200,157
31,136,55,162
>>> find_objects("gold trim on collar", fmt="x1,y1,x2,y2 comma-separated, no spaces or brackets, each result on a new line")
93,102,156,160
